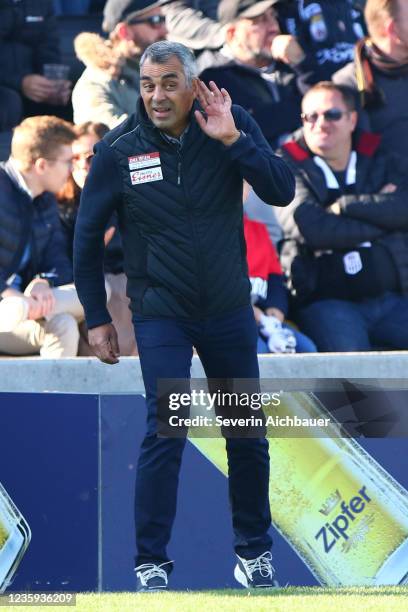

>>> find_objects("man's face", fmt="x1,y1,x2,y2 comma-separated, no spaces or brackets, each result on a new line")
301,90,357,159
392,0,408,63
123,7,167,52
140,56,197,137
40,144,74,194
72,135,98,190
228,7,281,64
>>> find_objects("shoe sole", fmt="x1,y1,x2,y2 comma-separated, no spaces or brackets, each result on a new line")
136,586,168,593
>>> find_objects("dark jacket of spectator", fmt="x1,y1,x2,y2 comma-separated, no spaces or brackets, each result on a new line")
285,0,366,84
0,0,60,92
199,50,302,147
74,99,295,329
57,178,124,275
333,42,408,159
0,160,73,294
276,129,408,303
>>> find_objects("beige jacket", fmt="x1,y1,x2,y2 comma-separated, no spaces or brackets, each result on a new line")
72,33,140,129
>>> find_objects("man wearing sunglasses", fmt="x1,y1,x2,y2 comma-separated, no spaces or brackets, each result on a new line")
73,0,168,128
276,80,408,352
103,0,169,50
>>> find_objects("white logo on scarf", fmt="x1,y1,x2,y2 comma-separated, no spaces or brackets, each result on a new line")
343,251,363,275
301,2,322,20
353,22,365,40
310,14,328,42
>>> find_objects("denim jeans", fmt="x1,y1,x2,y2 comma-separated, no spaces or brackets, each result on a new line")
132,306,272,567
297,292,408,351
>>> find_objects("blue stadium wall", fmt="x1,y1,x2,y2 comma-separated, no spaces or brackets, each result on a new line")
1,391,407,591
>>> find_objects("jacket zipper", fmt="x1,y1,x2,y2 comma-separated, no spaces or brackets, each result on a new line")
176,147,206,316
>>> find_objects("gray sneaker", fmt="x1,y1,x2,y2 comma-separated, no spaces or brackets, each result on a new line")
135,561,171,592
234,551,279,589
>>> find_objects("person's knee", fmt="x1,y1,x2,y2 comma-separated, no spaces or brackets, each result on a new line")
44,313,80,357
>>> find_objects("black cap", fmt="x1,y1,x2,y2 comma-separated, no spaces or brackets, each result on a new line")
218,0,281,25
103,0,169,33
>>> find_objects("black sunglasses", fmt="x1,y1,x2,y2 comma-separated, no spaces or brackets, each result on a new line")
127,14,166,26
301,108,349,124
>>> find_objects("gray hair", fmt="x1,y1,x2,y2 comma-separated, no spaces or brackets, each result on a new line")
140,41,198,87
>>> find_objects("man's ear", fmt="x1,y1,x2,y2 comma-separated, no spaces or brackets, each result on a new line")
192,78,200,99
225,23,236,45
350,110,358,131
34,158,47,175
116,22,130,41
385,17,397,41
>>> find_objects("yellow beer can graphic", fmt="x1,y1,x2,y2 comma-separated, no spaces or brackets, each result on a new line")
191,392,408,586
0,482,31,593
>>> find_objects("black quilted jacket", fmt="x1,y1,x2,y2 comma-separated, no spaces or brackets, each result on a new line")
74,99,295,328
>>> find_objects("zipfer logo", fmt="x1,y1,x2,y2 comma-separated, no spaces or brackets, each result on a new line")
315,486,372,553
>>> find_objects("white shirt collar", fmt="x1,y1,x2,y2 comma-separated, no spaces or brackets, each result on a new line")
313,151,357,189
8,157,34,199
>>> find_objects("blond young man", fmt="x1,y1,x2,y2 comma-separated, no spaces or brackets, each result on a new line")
0,116,84,357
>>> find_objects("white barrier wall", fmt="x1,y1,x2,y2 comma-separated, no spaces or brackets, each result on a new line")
0,353,408,393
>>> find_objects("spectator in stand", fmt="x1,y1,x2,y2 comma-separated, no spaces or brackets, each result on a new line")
333,0,408,159
58,122,110,260
243,206,316,353
199,0,303,148
276,81,408,352
72,0,168,128
163,0,225,52
0,0,71,130
271,0,366,86
0,116,84,357
57,121,137,355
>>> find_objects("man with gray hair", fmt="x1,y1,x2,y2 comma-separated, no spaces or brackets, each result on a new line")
74,40,294,591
